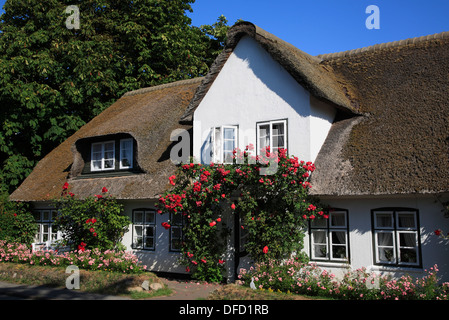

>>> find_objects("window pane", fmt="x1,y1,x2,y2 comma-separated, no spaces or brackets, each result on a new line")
134,225,143,236
92,144,102,153
311,218,327,228
92,160,102,170
314,244,327,258
398,213,415,228
399,232,416,247
104,159,114,169
377,232,393,246
331,231,346,245
134,211,143,223
172,227,181,239
332,246,347,259
145,226,154,237
272,123,284,135
171,213,183,226
258,125,270,151
144,211,155,224
312,230,327,244
331,212,346,227
104,142,114,152
223,151,233,163
223,127,235,140
378,248,395,262
376,213,393,228
145,237,154,249
223,140,235,152
400,248,417,263
213,127,221,161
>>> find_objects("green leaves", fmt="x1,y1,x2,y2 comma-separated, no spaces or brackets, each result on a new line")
53,185,130,251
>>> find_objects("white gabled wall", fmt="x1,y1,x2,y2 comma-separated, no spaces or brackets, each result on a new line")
193,35,336,164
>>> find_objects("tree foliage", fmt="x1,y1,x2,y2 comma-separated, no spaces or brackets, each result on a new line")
0,0,229,194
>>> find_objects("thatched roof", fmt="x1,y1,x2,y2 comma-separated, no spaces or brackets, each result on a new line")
180,21,359,124
10,22,449,201
310,32,449,196
10,78,202,201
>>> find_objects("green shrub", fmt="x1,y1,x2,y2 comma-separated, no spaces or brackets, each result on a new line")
53,185,130,252
0,194,37,245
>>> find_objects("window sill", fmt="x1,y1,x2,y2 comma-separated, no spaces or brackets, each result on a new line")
76,170,142,179
371,264,423,272
311,261,350,268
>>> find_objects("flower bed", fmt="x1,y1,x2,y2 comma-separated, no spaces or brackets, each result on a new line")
238,258,449,300
0,241,146,274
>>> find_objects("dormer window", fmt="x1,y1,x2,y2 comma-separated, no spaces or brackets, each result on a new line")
76,134,138,176
90,138,134,172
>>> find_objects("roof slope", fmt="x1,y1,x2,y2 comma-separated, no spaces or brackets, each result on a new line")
10,78,202,201
311,33,449,196
180,21,359,123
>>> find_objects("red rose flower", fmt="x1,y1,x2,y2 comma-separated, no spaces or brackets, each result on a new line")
231,203,236,210
161,222,171,230
101,187,108,193
209,221,216,227
62,182,69,190
435,229,442,236
263,246,269,254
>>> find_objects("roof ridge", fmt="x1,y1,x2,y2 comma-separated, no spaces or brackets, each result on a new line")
317,30,449,60
123,77,204,97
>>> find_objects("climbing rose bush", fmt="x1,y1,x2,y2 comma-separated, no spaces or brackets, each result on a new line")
157,146,328,282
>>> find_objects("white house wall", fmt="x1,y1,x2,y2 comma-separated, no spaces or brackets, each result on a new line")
121,200,186,274
193,35,336,164
303,195,449,282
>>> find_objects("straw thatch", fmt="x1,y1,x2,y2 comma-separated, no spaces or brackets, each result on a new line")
310,33,449,196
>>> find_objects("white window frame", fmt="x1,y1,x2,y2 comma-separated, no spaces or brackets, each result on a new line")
132,209,156,251
256,120,287,155
210,125,238,164
372,210,420,267
91,140,115,171
310,210,349,262
33,209,60,243
119,138,133,169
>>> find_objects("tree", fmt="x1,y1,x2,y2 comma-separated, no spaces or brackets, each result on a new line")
0,0,229,194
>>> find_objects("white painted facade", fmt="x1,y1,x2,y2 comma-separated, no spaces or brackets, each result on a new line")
303,195,449,282
192,36,336,164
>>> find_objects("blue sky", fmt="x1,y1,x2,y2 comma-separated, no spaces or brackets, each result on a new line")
1,0,449,55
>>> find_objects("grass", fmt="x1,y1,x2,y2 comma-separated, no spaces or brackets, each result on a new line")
207,283,326,300
0,262,172,299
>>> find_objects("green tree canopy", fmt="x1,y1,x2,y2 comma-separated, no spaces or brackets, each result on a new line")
0,0,229,194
